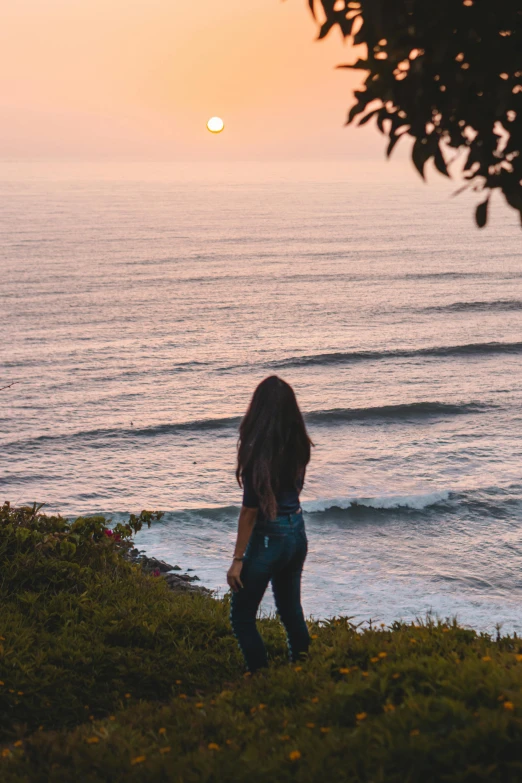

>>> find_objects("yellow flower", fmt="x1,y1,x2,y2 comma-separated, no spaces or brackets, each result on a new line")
131,755,146,765
311,697,319,703
0,682,4,686
86,737,99,744
294,666,302,672
378,652,387,659
195,702,204,708
258,703,267,710
243,672,252,679
504,701,515,711
516,654,522,662
1,749,11,758
179,694,187,699
279,735,290,741
320,727,331,733
109,716,116,722
370,657,379,663
158,728,167,735
0,635,4,641
159,747,171,754
226,739,233,745
380,623,385,628
306,722,315,728
409,639,417,644
356,712,367,721
17,692,23,696
289,750,301,761
208,743,220,751
383,704,395,713
410,729,420,736
13,741,23,748
442,628,450,633
482,656,492,662
392,673,400,679
124,693,131,699
311,634,318,639
362,672,369,678
175,679,182,684
339,668,350,674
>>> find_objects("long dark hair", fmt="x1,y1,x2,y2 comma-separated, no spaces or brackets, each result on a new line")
236,376,313,521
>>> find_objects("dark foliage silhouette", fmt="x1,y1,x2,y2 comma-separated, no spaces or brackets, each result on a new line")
309,0,522,227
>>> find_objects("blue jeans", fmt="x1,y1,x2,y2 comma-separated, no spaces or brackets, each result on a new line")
230,511,310,673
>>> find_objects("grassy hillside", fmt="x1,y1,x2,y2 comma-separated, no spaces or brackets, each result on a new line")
1,503,522,782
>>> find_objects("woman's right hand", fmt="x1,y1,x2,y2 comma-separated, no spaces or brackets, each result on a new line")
227,560,244,592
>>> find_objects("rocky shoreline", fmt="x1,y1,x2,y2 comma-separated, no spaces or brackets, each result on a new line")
125,545,212,595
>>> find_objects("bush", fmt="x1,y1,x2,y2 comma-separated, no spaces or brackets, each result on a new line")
1,504,522,781
0,503,249,738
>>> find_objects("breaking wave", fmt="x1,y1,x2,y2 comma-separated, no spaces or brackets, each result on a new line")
302,490,451,513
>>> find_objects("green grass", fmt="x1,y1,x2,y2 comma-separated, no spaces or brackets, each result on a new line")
1,503,522,782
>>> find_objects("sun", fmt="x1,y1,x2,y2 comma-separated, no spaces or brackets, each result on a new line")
206,117,224,134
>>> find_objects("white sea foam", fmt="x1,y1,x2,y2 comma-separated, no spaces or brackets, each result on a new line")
302,490,451,514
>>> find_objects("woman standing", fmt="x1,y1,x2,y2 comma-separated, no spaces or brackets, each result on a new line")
227,376,313,673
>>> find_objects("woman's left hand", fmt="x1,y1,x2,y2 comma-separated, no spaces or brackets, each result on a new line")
227,560,244,592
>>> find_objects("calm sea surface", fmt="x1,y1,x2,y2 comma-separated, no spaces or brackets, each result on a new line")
2,160,522,633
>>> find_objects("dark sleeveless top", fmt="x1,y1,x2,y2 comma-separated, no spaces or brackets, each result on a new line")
242,466,304,521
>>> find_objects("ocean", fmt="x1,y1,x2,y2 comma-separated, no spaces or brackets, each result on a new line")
2,159,522,634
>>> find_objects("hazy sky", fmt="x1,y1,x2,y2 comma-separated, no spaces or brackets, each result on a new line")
1,0,384,160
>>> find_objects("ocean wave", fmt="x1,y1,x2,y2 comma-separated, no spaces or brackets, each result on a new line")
306,401,488,425
302,490,451,513
128,490,453,523
267,341,522,370
421,300,522,314
120,491,452,523
3,416,242,450
403,272,490,280
3,401,488,452
83,485,522,525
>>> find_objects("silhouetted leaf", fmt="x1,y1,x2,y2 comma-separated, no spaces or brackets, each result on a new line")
412,139,430,180
376,108,388,134
342,59,370,70
358,107,381,126
386,132,401,158
318,19,335,39
475,196,489,228
433,145,449,177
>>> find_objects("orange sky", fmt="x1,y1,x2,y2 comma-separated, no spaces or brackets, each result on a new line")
0,0,384,160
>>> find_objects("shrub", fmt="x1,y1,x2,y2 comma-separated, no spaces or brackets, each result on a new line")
0,503,250,739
